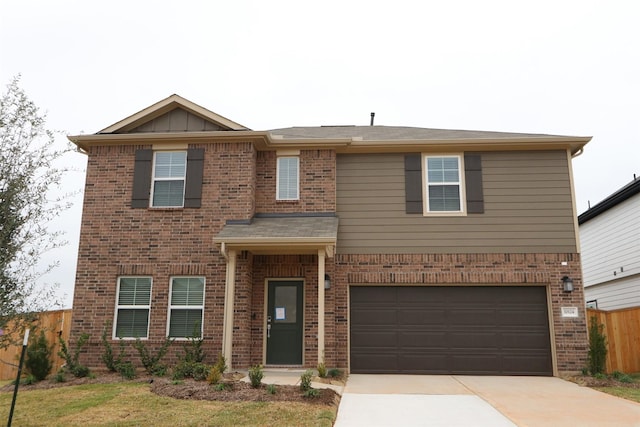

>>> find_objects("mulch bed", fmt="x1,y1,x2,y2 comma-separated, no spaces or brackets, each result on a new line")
151,378,340,406
1,372,340,406
564,375,640,389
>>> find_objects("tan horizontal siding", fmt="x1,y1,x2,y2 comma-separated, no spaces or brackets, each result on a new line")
336,151,577,254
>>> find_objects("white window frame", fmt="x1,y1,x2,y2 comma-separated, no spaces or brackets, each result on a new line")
151,151,187,208
167,276,205,340
113,276,152,340
422,154,466,216
276,156,300,200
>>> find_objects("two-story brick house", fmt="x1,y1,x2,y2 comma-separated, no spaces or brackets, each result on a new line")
68,95,590,376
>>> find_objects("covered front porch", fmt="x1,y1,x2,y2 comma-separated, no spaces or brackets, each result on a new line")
213,215,338,369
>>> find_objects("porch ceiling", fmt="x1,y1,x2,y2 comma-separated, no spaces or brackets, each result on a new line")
213,216,338,256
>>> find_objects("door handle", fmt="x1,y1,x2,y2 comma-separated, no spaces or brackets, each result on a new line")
267,323,271,339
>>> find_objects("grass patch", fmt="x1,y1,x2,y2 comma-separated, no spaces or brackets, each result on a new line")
0,382,336,426
594,387,640,403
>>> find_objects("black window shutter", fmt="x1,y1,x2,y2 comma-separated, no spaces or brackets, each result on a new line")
464,153,484,214
405,154,423,214
131,149,153,208
184,148,204,208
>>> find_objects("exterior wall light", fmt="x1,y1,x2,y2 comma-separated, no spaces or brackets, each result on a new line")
562,276,574,292
324,274,331,290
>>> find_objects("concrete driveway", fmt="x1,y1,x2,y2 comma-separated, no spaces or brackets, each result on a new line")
334,374,640,427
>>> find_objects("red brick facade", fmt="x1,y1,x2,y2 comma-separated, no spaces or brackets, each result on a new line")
71,133,587,375
255,150,336,213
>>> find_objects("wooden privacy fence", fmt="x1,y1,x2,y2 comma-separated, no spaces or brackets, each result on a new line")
587,307,640,374
0,309,72,381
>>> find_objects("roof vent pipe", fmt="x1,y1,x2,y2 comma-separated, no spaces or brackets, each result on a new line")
370,112,375,126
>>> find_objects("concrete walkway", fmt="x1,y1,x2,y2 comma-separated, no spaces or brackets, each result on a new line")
335,375,640,427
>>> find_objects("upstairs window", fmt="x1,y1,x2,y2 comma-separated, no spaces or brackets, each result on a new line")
114,277,152,339
132,148,204,209
151,151,187,207
424,155,465,213
276,156,299,200
168,277,205,338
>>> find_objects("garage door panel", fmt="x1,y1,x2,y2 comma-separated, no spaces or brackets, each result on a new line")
398,331,448,347
449,332,499,348
351,286,395,302
451,354,501,373
449,309,497,325
501,355,553,375
350,286,552,375
399,354,448,373
498,309,549,325
351,354,398,373
351,308,396,325
397,288,447,303
398,309,447,325
502,332,552,349
351,331,397,347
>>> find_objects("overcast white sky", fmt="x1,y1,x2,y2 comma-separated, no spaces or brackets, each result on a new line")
1,0,639,308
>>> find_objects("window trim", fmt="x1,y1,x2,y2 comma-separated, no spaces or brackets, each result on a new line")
113,276,152,340
276,156,300,201
422,153,467,216
166,276,206,340
150,150,187,208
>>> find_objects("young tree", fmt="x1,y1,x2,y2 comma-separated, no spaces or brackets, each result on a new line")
0,76,72,348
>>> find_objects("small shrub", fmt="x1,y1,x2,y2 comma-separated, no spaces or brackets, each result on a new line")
317,362,327,378
53,369,66,383
300,369,314,392
133,337,172,376
117,361,136,380
191,363,210,381
303,388,321,398
207,366,222,385
612,371,633,383
25,330,53,381
266,384,277,395
594,372,607,380
12,375,37,386
327,368,343,379
58,333,90,378
173,361,210,381
101,324,130,373
214,353,227,374
74,365,91,378
587,316,607,375
248,364,263,388
619,375,633,383
182,334,205,364
214,382,228,391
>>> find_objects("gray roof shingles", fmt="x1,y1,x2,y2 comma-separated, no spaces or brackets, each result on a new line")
216,216,339,240
267,125,566,141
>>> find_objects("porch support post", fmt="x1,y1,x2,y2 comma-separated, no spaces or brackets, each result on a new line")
317,249,326,365
222,249,237,369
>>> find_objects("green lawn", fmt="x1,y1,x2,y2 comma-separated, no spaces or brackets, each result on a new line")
593,372,640,404
595,386,640,403
0,382,336,426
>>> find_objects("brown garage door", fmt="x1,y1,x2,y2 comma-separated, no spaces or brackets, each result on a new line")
350,286,552,375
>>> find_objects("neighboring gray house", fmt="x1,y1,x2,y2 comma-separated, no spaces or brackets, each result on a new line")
579,177,640,310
